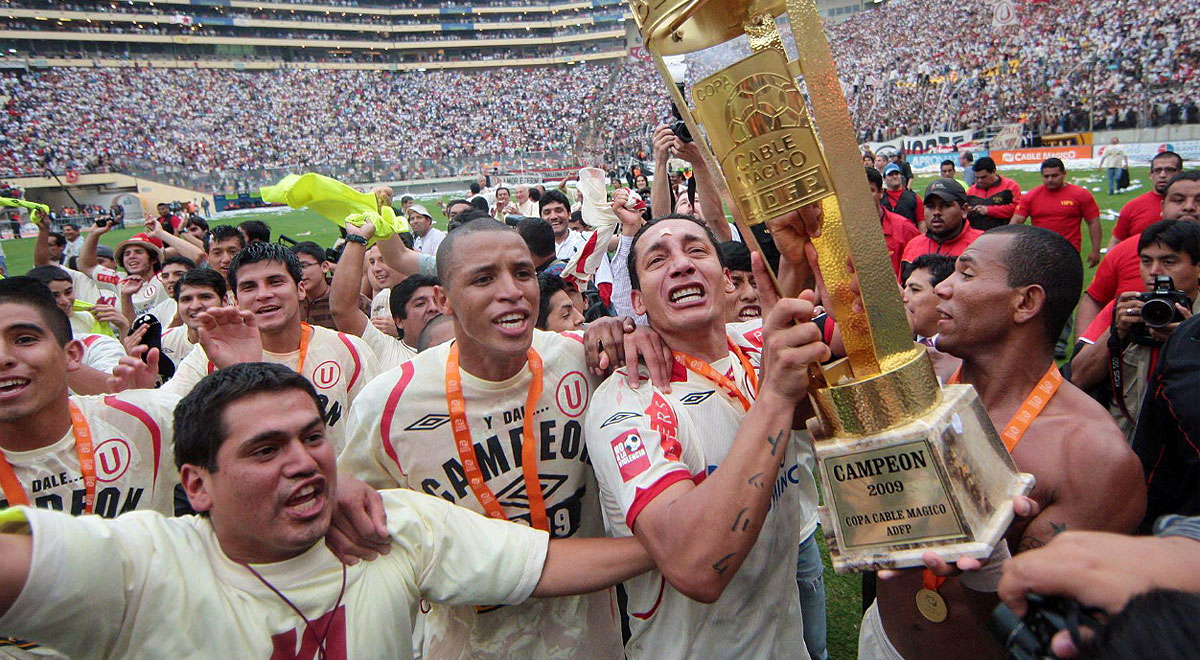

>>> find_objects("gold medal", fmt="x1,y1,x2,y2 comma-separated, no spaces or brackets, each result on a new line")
915,588,948,623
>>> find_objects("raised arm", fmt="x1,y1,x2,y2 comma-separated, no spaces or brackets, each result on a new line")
32,211,53,266
77,220,114,278
650,124,674,219
629,297,828,602
674,141,730,242
146,218,204,264
377,233,425,278
330,223,373,336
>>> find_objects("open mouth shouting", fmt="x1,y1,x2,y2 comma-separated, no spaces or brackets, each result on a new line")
283,478,327,521
736,304,762,321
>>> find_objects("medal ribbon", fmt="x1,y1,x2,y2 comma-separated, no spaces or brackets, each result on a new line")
445,343,549,531
924,364,1064,601
671,340,759,412
296,323,314,375
0,401,97,514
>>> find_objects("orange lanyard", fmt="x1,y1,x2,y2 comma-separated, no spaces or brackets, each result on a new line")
445,343,549,531
295,323,314,374
0,401,97,514
925,364,1062,593
948,364,1062,453
671,340,758,412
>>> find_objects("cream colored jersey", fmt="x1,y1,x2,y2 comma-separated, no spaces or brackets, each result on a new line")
582,319,814,660
62,267,109,306
341,330,622,660
0,391,179,517
371,288,391,320
92,267,170,317
159,326,196,365
361,322,418,371
146,298,178,326
162,324,378,453
0,489,549,660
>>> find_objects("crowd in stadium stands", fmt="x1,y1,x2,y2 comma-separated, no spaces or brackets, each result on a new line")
829,0,1198,141
0,65,610,182
1,0,1198,182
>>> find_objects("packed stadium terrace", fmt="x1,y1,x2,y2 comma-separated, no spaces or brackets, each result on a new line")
0,0,1198,185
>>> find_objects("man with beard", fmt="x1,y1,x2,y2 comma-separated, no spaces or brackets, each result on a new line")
862,226,1144,660
900,179,983,270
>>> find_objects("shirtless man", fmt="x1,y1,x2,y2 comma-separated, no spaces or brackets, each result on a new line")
863,225,1146,660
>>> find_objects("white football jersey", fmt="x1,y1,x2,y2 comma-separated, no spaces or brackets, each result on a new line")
341,330,623,660
582,319,815,660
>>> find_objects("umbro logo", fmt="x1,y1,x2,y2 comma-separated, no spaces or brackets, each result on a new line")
679,391,715,405
405,414,451,431
600,411,641,428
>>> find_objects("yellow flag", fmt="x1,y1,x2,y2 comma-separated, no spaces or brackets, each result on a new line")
0,196,50,216
71,299,116,338
260,174,409,242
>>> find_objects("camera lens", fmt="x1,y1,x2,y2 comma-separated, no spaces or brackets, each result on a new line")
1141,298,1175,328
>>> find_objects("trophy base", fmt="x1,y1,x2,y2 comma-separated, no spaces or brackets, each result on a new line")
816,384,1036,574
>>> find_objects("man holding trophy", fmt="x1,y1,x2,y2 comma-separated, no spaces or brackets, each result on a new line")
621,0,1147,659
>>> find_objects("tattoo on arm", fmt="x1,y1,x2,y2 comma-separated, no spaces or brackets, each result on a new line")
747,472,764,488
1049,521,1067,536
731,507,750,532
1016,522,1067,553
765,429,785,457
712,552,736,575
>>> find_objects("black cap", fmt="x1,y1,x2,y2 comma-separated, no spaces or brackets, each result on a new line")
924,178,967,204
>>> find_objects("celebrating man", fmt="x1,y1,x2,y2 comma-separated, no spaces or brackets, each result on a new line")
864,226,1144,660
0,363,654,659
583,213,825,660
163,243,378,454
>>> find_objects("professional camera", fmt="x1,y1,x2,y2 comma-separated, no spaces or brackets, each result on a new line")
669,82,693,144
990,594,1103,660
94,216,111,228
1136,275,1192,329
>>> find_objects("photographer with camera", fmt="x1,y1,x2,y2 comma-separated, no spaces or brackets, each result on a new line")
1070,220,1200,440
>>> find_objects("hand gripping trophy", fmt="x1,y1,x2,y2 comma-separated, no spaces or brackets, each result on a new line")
627,0,1035,574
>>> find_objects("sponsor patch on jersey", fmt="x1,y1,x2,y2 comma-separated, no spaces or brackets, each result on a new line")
404,413,451,432
600,411,641,428
679,390,715,406
611,430,650,482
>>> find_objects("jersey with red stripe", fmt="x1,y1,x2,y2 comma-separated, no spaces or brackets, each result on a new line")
162,325,377,453
92,267,170,317
582,318,814,660
0,390,179,517
340,329,622,660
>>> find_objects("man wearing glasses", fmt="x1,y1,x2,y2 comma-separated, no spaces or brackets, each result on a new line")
1108,151,1184,249
292,242,337,329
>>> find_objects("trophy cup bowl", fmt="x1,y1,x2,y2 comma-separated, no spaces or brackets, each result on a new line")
628,0,1035,572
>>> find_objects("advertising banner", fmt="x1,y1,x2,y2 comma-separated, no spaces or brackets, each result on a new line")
991,146,1093,165
906,150,990,170
866,129,979,155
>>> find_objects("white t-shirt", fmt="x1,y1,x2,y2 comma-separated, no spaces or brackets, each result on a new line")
78,334,125,374
61,267,109,306
554,231,587,261
341,330,623,660
145,298,178,326
414,228,446,257
0,489,549,660
360,322,418,371
0,391,179,517
159,326,196,365
91,267,169,318
163,324,378,453
581,319,815,660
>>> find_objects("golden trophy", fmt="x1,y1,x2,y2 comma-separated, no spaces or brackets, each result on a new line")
628,0,1035,572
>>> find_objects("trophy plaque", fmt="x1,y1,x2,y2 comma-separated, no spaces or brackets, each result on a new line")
628,0,1035,572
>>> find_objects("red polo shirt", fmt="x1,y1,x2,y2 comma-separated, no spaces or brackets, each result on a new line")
1016,183,1100,251
1111,191,1164,242
883,208,921,280
901,225,984,264
1087,235,1144,307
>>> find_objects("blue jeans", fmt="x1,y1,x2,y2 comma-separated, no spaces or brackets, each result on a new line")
797,530,828,660
1106,167,1122,195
